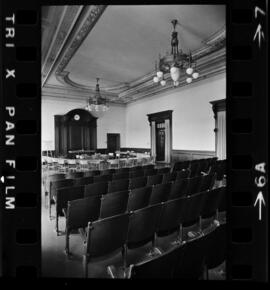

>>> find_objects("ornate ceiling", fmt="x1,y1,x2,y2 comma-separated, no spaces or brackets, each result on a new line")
42,5,226,104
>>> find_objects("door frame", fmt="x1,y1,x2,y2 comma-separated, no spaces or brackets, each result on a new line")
147,110,173,164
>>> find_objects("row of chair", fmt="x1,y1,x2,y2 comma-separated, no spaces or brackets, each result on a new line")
80,187,226,277
51,173,217,223
120,223,226,279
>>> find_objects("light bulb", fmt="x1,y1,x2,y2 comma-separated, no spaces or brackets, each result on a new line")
160,79,166,86
170,66,180,82
186,67,193,75
192,72,199,79
157,71,163,78
186,77,192,84
153,76,159,83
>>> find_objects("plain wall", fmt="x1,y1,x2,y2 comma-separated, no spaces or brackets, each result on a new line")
125,73,226,151
42,97,126,150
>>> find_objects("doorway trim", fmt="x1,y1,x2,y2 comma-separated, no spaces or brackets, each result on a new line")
107,133,120,153
147,110,173,164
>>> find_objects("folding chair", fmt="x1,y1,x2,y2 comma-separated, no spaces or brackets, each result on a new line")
127,186,152,212
108,179,129,193
55,185,84,235
93,174,112,183
127,203,163,260
99,190,129,219
148,183,170,205
74,176,93,186
162,172,176,184
146,174,163,186
168,178,189,200
129,176,147,190
49,178,74,219
172,234,208,279
65,195,101,257
125,244,185,279
84,182,108,198
83,213,129,278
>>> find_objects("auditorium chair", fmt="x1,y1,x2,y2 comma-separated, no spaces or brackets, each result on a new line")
156,196,188,247
84,182,108,198
181,191,206,239
148,183,170,205
64,195,101,257
101,169,116,176
200,174,216,192
172,161,190,172
112,172,129,180
108,178,130,193
186,176,203,195
142,164,155,170
123,244,186,279
49,178,74,219
144,168,157,177
162,172,177,184
188,161,200,178
46,173,66,198
156,167,170,175
66,171,84,179
83,213,129,278
146,174,163,186
127,186,152,212
99,190,129,219
168,178,189,200
129,166,143,172
204,224,226,280
84,170,100,177
172,234,209,279
129,176,147,190
118,168,130,174
93,174,112,183
175,169,190,180
55,185,84,235
129,170,144,178
126,203,163,261
74,176,93,186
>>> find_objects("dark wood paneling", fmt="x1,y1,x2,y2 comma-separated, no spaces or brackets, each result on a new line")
172,149,216,163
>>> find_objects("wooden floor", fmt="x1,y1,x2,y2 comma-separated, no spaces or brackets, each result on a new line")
41,174,226,279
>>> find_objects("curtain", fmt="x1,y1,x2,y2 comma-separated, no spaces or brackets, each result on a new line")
164,119,171,163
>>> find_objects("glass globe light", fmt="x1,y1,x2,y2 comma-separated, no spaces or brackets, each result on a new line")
186,67,194,75
170,66,180,82
192,72,199,79
153,76,159,83
157,71,163,78
186,77,193,84
160,79,166,86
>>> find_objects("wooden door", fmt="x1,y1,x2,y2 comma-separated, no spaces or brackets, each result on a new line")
156,123,165,161
107,133,120,153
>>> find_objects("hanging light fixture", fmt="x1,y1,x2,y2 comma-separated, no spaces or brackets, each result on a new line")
85,78,109,117
153,19,199,87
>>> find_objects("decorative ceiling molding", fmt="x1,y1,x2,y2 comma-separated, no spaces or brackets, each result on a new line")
42,6,84,86
55,5,107,74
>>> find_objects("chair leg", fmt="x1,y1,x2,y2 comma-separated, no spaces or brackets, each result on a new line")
83,255,89,278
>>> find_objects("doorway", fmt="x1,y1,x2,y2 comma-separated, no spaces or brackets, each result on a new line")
107,133,120,153
156,122,165,161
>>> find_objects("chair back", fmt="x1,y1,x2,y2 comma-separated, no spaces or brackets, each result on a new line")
66,171,84,179
186,176,203,195
84,182,108,197
99,190,129,219
74,176,93,186
162,172,176,184
112,172,129,180
93,174,112,183
144,168,157,177
129,170,144,178
169,178,189,200
66,195,101,231
146,174,163,186
175,169,190,180
129,176,147,190
157,167,170,175
149,183,170,205
85,213,129,258
127,186,152,212
108,179,129,193
50,178,74,200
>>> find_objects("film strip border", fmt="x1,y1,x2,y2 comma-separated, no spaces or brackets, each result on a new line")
0,0,41,277
0,0,268,281
227,0,268,282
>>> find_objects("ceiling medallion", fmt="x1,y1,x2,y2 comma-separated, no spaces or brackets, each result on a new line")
153,19,200,87
85,78,109,118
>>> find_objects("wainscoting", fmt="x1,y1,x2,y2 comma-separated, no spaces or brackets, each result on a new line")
171,149,216,163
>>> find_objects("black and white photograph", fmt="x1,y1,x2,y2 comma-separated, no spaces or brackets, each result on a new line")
41,4,226,278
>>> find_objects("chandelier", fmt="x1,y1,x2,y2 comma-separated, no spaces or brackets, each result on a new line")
85,78,109,116
153,19,199,87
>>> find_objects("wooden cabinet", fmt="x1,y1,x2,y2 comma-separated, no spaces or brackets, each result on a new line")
54,109,97,156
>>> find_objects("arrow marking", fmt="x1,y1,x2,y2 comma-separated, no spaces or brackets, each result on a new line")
254,192,266,221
